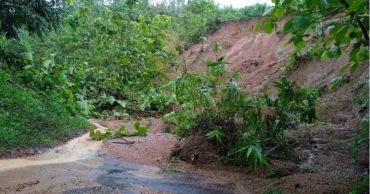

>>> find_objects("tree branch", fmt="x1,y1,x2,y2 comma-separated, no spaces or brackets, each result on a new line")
340,0,369,41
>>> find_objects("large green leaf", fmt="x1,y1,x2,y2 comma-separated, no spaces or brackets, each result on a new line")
306,0,320,10
77,100,89,116
292,15,311,31
263,20,274,34
253,20,263,34
274,7,285,17
347,0,366,13
108,96,116,105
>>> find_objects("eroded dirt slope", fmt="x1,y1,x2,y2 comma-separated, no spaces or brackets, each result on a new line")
180,17,368,134
181,17,295,93
176,18,369,193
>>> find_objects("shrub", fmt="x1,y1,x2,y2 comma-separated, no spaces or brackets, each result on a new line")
163,58,320,168
0,71,88,153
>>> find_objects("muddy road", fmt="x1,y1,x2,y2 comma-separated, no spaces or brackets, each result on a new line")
0,121,230,194
0,155,229,194
0,118,365,194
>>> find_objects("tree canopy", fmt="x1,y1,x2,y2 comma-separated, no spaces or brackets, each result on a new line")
0,0,62,38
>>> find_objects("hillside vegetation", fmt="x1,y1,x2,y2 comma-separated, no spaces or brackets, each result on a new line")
0,0,272,152
0,0,368,193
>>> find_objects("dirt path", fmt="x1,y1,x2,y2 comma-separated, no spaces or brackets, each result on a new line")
0,120,231,194
0,117,366,194
0,155,230,194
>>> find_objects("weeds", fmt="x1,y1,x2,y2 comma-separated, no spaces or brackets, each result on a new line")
348,175,369,194
347,116,369,164
162,55,320,168
162,168,181,173
347,76,369,164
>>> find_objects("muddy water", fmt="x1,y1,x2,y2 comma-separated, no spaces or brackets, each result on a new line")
0,120,105,172
0,120,232,194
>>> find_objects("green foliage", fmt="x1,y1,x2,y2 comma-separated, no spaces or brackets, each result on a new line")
353,76,369,113
89,125,95,137
0,0,63,38
264,169,280,178
89,122,149,141
137,89,173,111
163,57,319,167
0,71,88,153
5,4,175,117
1,0,279,122
347,75,369,164
206,126,224,144
347,116,369,164
328,76,345,90
133,121,148,136
228,138,268,168
148,1,273,49
255,0,369,80
94,130,102,141
114,125,127,137
348,175,369,194
273,77,320,123
0,0,327,171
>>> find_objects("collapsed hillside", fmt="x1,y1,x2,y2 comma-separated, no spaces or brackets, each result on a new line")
0,17,367,194
181,17,367,124
168,18,369,193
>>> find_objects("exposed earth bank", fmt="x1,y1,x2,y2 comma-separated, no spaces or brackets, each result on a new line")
0,19,368,194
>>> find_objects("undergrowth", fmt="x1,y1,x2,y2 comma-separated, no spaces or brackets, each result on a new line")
347,76,369,194
163,52,320,168
0,71,88,153
1,0,265,154
348,175,369,194
347,75,370,163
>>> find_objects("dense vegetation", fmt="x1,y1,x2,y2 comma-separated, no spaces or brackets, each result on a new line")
0,3,368,192
0,0,273,153
0,71,87,152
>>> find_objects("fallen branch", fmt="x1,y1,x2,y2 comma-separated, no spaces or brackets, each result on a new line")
112,138,135,144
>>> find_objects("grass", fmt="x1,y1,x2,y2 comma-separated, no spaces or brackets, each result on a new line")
348,175,369,194
0,78,88,153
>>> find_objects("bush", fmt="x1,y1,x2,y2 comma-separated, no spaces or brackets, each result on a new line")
163,58,320,168
0,71,88,153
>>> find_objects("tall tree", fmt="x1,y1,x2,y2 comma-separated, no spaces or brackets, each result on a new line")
0,0,63,38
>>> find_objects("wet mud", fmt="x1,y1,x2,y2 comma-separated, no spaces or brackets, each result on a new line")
0,120,232,194
66,155,231,194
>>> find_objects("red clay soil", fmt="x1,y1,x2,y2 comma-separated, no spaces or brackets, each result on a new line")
99,18,368,194
180,17,295,94
92,118,178,166
177,18,369,193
